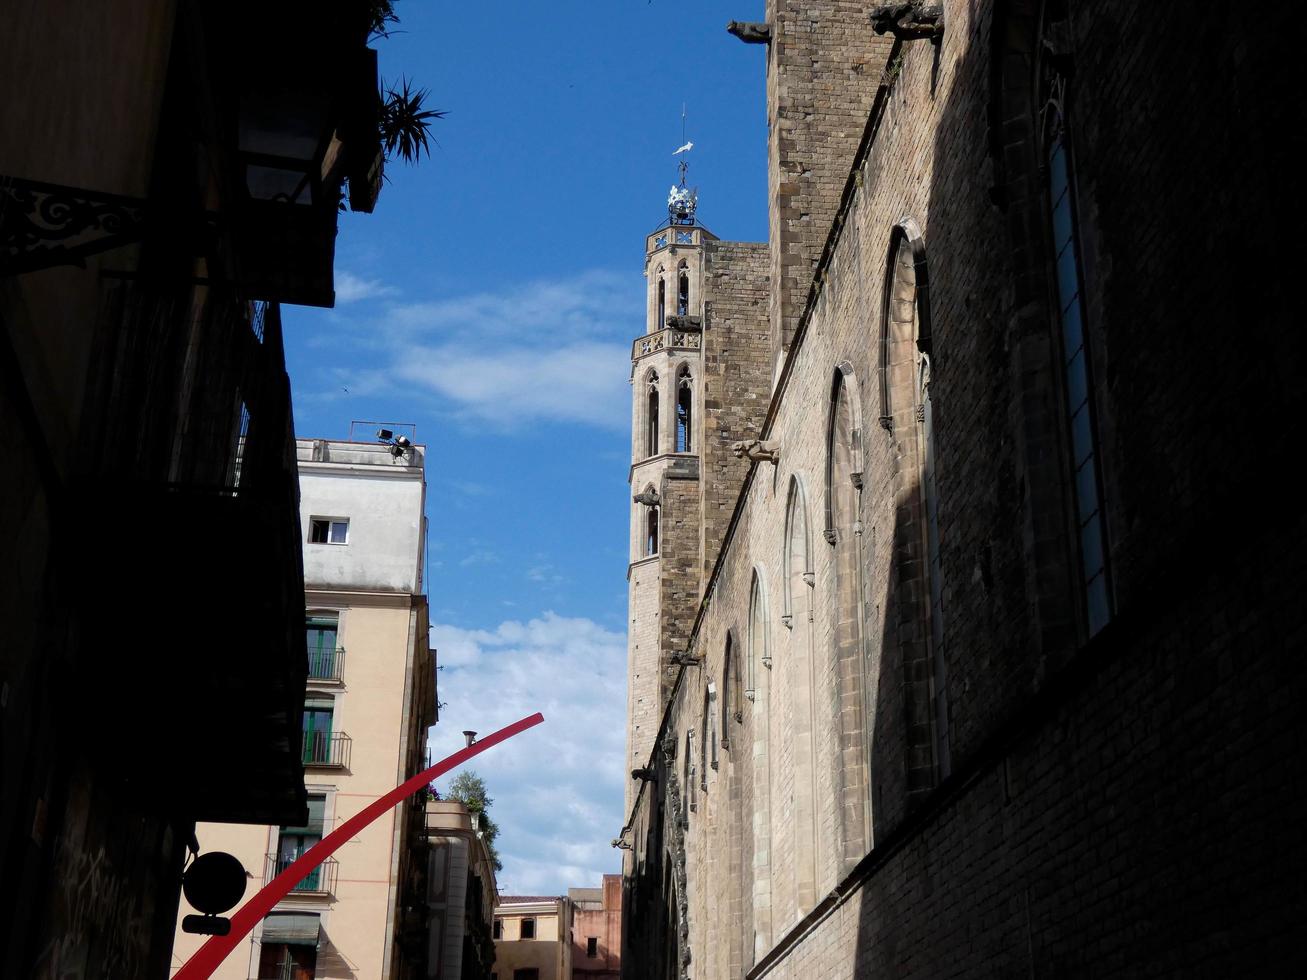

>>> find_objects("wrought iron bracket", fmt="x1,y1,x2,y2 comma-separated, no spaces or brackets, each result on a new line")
1,175,218,277
2,175,151,275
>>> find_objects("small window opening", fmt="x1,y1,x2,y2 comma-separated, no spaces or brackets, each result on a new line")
587,937,598,958
657,275,666,328
675,367,693,452
646,373,660,457
677,262,689,316
645,506,660,557
493,919,502,939
310,518,349,544
520,917,536,940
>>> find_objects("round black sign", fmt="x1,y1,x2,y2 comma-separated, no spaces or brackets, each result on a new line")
182,851,247,915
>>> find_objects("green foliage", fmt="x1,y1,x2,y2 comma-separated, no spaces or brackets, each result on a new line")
367,0,400,40
446,770,503,872
379,78,444,165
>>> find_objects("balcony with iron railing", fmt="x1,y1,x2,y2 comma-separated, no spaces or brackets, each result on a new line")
307,647,345,683
302,731,351,769
265,853,338,896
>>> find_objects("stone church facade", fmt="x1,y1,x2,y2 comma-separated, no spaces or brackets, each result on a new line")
621,2,1303,978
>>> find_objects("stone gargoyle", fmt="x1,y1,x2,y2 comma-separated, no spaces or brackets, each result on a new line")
869,2,944,40
731,438,781,465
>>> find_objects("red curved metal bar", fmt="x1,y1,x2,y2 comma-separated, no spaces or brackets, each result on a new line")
174,711,545,980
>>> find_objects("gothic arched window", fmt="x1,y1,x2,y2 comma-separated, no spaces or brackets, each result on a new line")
826,364,871,862
882,223,950,788
675,365,693,453
657,272,667,328
1041,34,1111,636
677,260,690,316
646,371,659,458
645,503,659,557
748,571,770,690
721,631,741,749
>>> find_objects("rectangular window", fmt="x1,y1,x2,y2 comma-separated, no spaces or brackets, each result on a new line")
520,917,535,940
277,795,326,891
302,701,333,765
493,919,502,939
306,616,342,681
309,518,349,544
258,912,320,979
587,936,598,958
513,970,539,980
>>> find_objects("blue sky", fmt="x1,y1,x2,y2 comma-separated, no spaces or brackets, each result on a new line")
281,1,767,895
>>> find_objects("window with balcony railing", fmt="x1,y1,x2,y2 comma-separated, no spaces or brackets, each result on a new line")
306,616,343,681
266,853,338,895
301,700,350,767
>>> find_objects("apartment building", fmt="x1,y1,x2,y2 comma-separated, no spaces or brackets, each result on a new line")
424,800,498,980
171,434,437,979
492,897,571,980
1,3,392,975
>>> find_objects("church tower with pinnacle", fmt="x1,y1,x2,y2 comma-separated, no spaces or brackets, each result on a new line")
624,158,772,814
625,164,714,810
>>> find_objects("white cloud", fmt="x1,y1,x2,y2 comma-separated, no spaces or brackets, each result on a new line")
458,548,499,567
334,269,399,304
322,270,642,431
427,612,626,895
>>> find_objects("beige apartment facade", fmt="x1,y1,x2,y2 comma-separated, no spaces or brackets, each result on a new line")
492,898,571,980
172,436,437,979
425,800,498,980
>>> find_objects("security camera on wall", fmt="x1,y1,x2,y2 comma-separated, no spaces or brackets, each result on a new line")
376,428,394,441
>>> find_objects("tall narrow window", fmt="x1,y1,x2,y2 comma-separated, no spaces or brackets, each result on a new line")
721,632,740,749
700,688,710,790
676,261,690,316
657,273,666,328
675,366,693,452
684,729,696,814
883,225,950,790
276,795,327,891
784,475,818,911
645,505,659,557
306,614,341,681
826,365,871,858
1043,47,1111,636
646,372,659,457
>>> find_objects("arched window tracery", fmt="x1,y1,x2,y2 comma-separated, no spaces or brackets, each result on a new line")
1040,31,1112,636
657,270,666,328
882,223,950,788
675,365,693,453
645,371,659,458
644,501,659,557
677,260,690,316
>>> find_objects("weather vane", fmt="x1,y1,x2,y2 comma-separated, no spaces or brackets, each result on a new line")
668,103,698,224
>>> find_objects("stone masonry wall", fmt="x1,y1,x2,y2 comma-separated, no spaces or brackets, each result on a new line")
765,0,893,370
623,1,1304,977
700,240,770,591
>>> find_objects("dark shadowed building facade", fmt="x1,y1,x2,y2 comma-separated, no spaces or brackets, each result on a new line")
619,2,1304,977
1,2,388,976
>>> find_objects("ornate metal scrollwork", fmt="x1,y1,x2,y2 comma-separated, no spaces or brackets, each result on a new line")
1,176,149,275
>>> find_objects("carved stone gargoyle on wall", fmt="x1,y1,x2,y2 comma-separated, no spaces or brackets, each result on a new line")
726,20,771,44
633,488,661,507
868,2,944,41
731,439,781,465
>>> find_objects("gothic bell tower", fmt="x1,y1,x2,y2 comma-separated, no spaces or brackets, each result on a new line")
625,162,718,810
